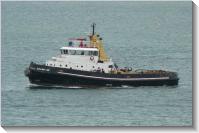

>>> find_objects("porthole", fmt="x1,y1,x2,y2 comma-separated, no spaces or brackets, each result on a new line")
93,66,95,68
81,66,83,68
65,65,67,67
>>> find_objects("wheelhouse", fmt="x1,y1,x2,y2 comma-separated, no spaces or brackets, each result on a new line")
60,47,99,56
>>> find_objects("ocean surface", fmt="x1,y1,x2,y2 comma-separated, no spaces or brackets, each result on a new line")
1,1,192,126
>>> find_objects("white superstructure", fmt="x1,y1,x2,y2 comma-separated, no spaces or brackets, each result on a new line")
45,23,117,73
46,46,115,73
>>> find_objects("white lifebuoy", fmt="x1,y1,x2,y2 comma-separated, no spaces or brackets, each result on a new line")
90,56,94,61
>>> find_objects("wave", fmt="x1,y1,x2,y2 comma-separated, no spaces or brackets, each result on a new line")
27,83,83,89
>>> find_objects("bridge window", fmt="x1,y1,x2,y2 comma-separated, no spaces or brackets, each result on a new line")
88,51,92,56
84,51,98,56
93,51,98,56
61,50,69,54
63,49,98,56
75,50,84,55
69,50,76,55
64,50,68,54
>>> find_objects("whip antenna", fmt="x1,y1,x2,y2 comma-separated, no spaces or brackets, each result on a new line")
91,23,96,35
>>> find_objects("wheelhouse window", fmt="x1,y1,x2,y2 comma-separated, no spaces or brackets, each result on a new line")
75,50,84,55
93,51,98,56
61,49,68,54
85,51,98,56
64,50,68,54
61,49,98,56
69,50,76,55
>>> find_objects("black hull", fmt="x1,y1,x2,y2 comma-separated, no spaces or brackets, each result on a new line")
25,63,179,87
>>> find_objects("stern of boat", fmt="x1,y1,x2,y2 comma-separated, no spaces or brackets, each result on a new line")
167,71,179,85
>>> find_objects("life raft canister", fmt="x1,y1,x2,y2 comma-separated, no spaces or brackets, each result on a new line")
90,56,94,61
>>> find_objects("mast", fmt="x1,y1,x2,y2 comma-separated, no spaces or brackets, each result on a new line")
90,23,109,62
91,23,96,35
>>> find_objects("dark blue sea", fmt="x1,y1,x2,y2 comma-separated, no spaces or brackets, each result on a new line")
1,1,192,126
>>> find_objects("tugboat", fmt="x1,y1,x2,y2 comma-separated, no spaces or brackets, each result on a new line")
25,23,179,87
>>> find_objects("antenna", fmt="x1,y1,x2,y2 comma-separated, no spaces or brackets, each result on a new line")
91,23,96,35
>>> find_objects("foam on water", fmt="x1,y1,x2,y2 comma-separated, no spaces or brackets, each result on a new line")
27,84,83,89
